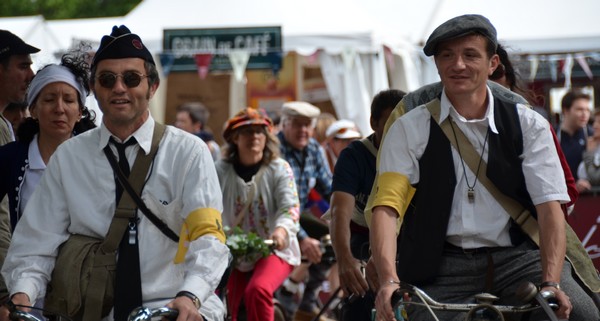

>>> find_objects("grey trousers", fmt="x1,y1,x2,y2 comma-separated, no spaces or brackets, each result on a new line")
407,241,600,321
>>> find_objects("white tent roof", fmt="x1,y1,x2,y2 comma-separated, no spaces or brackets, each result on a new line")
372,0,600,54
120,0,395,54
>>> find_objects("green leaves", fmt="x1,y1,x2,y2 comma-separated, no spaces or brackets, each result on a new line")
225,226,271,263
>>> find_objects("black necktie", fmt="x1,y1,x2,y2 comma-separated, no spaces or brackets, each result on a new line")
109,137,143,321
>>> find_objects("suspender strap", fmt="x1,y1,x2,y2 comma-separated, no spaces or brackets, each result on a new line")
426,99,600,292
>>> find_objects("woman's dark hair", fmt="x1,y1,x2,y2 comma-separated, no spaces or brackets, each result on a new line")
491,44,542,106
17,43,96,143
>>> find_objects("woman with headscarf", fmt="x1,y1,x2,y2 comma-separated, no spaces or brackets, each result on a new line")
216,107,300,321
0,49,96,232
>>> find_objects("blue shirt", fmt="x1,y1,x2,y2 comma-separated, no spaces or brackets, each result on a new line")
559,126,592,180
332,135,376,214
277,131,332,211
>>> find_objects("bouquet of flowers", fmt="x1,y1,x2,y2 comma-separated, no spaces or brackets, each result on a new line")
225,226,271,272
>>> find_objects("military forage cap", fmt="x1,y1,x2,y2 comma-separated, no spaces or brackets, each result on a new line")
423,14,498,56
91,25,155,68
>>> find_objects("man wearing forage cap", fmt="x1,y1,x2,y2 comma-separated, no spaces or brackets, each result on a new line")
369,14,600,320
2,25,228,321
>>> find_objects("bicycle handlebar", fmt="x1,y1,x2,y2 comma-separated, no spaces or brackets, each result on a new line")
128,307,179,321
390,281,558,315
9,311,42,321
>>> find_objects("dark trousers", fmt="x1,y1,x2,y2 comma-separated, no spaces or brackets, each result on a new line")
298,213,333,312
408,241,600,321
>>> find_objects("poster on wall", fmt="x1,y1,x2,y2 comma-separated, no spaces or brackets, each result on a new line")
246,53,297,119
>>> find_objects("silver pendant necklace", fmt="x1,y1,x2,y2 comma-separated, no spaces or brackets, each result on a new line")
448,118,489,203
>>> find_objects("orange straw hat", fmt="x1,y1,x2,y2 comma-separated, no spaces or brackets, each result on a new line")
223,107,273,142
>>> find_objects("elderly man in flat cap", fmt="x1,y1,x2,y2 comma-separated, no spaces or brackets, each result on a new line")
1,26,228,321
275,101,334,321
369,14,600,321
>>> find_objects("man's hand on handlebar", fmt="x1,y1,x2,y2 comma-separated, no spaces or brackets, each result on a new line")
0,293,31,321
166,296,203,321
542,286,572,319
299,237,322,264
338,257,368,298
374,280,400,321
365,257,379,292
270,227,289,251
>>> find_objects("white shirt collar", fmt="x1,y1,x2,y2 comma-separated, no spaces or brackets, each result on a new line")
99,113,155,155
439,86,499,134
28,134,46,170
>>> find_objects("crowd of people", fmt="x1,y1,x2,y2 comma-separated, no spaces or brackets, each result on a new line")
0,12,598,321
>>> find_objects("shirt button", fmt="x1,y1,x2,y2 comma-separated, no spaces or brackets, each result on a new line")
15,187,19,191
18,176,22,181
21,167,25,171
24,159,29,164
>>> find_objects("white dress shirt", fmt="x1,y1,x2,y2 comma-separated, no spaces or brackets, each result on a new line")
379,87,569,249
19,134,46,215
3,116,229,321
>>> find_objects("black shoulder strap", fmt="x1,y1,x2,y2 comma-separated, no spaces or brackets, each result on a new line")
103,123,179,243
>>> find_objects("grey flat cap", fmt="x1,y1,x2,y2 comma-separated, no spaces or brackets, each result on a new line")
282,101,321,118
423,14,497,56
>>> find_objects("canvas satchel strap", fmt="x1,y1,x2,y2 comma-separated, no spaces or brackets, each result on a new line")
83,123,166,321
426,99,600,292
232,165,267,228
360,137,378,157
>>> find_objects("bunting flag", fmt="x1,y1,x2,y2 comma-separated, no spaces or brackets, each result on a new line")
575,54,594,80
548,60,558,83
228,49,250,82
307,50,320,65
158,53,175,77
267,51,283,75
562,54,574,88
341,47,356,71
194,54,213,79
528,56,539,81
383,45,395,72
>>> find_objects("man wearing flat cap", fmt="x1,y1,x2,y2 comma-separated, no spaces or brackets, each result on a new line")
0,29,39,303
275,101,334,321
369,14,600,320
2,26,228,321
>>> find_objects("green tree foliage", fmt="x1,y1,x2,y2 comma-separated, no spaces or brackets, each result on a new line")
0,0,142,19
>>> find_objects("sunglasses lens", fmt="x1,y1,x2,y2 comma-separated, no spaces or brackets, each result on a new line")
123,72,142,88
98,74,117,88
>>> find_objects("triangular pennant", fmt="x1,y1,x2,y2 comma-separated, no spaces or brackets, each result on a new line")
267,51,283,75
307,50,320,65
575,54,594,80
228,49,250,82
341,47,356,71
383,45,395,72
159,53,175,77
562,54,574,89
549,59,558,83
529,56,539,82
194,54,213,80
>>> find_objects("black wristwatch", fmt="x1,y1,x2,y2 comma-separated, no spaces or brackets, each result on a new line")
176,291,201,309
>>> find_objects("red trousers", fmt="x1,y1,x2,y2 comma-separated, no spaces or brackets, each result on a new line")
227,254,293,321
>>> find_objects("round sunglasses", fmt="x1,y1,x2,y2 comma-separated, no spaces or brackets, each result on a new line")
96,71,149,89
